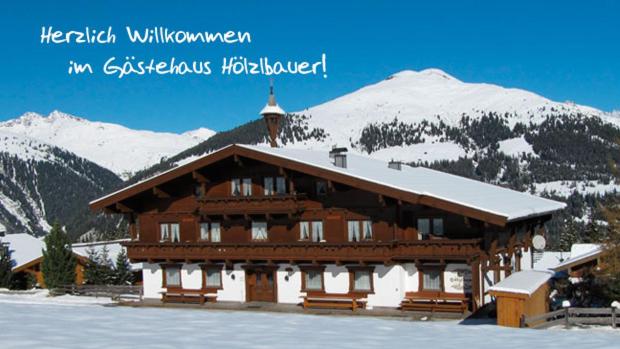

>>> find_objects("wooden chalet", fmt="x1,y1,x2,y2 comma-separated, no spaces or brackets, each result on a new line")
89,88,566,312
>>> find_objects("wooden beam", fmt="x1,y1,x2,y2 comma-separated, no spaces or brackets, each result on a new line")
152,186,171,199
192,170,209,183
115,202,134,213
234,154,243,166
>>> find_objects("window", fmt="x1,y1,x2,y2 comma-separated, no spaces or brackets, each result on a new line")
276,176,286,194
299,221,310,240
316,180,327,196
417,218,430,238
303,270,323,291
311,221,324,242
160,223,169,241
432,218,444,236
199,222,220,242
347,220,360,242
210,222,221,242
160,223,179,242
204,268,222,288
231,178,241,196
417,218,444,239
421,269,442,291
251,221,268,241
200,222,209,240
164,266,181,288
171,223,180,242
362,220,373,240
135,217,140,241
351,269,372,292
242,178,252,196
194,184,204,198
264,177,274,195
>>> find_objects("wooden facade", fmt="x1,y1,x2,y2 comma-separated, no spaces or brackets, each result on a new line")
90,145,560,311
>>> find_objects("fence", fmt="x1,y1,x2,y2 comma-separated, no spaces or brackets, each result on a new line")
521,307,619,329
51,284,143,302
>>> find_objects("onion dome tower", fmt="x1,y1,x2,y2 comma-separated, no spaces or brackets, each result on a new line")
260,82,285,148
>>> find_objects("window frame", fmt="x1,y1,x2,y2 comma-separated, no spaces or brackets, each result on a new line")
417,217,445,239
231,178,241,196
160,222,180,242
300,266,325,292
162,264,182,289
201,265,223,290
347,266,374,294
251,221,268,241
275,176,286,195
418,266,445,292
315,180,328,196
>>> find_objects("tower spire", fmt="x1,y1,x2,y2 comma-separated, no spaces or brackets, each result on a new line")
260,81,285,148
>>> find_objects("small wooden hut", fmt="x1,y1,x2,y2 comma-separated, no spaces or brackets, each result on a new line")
488,270,553,328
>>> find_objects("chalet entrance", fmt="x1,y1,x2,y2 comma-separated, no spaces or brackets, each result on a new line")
245,266,277,302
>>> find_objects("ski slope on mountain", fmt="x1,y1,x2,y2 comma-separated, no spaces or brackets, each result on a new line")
0,111,216,178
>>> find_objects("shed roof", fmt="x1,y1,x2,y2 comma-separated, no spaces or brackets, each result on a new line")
553,244,604,272
488,270,554,296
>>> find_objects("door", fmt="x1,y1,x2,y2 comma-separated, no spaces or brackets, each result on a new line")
246,268,276,302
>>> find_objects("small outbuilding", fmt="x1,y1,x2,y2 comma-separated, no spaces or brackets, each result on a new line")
488,270,553,327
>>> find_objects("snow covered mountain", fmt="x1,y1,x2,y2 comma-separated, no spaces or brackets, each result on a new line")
290,69,618,162
0,111,216,178
0,130,122,237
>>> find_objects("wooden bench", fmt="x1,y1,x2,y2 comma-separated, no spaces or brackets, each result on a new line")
400,291,468,314
162,289,217,305
303,293,367,311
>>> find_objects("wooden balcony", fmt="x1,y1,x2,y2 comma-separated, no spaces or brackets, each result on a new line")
197,194,306,216
124,239,483,264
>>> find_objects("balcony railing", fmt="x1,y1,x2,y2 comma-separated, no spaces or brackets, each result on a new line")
124,239,483,264
197,194,307,216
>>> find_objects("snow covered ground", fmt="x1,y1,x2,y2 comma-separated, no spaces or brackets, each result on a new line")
0,291,618,348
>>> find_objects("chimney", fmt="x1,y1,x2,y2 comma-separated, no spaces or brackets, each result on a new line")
388,160,402,170
329,146,348,168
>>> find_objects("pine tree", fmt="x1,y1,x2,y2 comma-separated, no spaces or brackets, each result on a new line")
41,223,76,289
114,249,134,285
83,246,115,285
83,248,102,285
596,202,620,301
0,242,13,288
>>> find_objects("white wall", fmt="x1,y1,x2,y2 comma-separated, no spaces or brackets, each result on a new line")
403,263,419,292
444,263,471,294
181,264,202,290
323,265,350,294
217,264,246,302
276,264,303,304
142,263,163,299
366,265,406,308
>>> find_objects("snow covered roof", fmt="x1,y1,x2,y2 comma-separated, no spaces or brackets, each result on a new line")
0,233,44,270
91,144,566,225
72,239,140,270
239,145,566,222
488,270,553,296
553,244,604,272
260,104,285,115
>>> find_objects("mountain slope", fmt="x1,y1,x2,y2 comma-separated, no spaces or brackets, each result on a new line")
0,131,123,240
0,111,216,178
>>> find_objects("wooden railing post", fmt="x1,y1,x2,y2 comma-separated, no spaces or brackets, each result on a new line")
564,307,570,328
612,307,617,328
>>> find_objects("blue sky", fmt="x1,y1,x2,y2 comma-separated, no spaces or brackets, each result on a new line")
1,0,619,132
